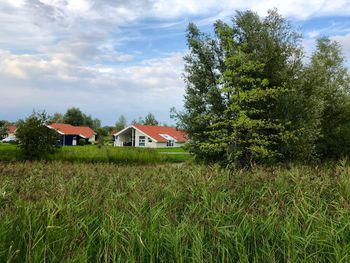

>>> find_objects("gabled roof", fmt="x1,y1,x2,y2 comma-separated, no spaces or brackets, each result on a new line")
49,123,96,139
115,124,187,143
7,125,17,134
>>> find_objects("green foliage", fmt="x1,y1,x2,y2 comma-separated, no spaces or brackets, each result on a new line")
305,38,350,158
130,113,160,126
143,113,159,125
92,118,101,131
131,116,144,125
96,127,108,137
49,112,64,123
1,162,350,261
97,135,104,147
0,144,192,164
115,115,127,131
175,9,350,167
0,120,9,139
62,107,98,129
50,109,101,131
15,112,60,160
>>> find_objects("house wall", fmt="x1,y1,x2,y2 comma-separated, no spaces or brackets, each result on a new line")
134,129,158,148
59,135,88,146
114,132,133,147
134,129,185,148
88,135,96,143
153,142,185,148
7,132,16,138
114,127,186,148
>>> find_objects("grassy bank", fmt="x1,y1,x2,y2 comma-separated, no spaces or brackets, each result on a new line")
0,143,192,164
1,161,350,262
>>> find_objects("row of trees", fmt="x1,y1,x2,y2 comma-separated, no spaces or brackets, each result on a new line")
1,108,162,140
50,108,102,131
50,108,161,136
174,9,350,167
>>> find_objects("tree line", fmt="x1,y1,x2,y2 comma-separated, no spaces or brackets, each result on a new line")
50,108,161,136
0,108,162,139
173,9,350,168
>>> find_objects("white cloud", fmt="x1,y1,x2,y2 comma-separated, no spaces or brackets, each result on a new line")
0,49,185,123
0,0,350,123
332,33,350,65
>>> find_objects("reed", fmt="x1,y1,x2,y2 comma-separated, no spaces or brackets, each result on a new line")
0,161,349,262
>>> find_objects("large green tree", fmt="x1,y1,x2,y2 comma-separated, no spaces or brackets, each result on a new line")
175,10,331,167
62,107,98,129
305,38,350,158
63,107,86,126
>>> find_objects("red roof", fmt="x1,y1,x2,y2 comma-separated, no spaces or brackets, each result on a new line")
133,124,187,142
7,125,17,134
49,123,96,138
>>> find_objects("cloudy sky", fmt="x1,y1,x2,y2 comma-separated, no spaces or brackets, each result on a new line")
0,0,349,125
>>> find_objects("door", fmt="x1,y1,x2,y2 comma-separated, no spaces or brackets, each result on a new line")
72,136,77,146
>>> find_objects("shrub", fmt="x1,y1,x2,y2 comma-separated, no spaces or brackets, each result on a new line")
16,112,59,160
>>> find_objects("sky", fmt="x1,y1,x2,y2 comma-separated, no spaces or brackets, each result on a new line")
0,0,349,126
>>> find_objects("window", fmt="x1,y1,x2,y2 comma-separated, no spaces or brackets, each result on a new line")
167,140,174,147
139,136,145,147
148,137,152,143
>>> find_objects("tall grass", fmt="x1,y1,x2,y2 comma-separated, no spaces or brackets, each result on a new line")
0,144,192,164
1,161,350,262
50,146,166,164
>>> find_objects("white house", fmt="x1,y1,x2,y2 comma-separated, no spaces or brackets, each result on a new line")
113,124,187,148
6,125,17,137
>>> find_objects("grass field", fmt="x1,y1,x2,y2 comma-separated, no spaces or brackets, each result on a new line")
0,143,192,164
1,161,350,262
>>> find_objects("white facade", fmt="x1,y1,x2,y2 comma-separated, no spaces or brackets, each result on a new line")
88,135,96,143
7,132,16,138
114,126,185,148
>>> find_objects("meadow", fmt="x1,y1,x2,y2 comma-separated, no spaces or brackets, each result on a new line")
1,161,350,262
0,143,191,164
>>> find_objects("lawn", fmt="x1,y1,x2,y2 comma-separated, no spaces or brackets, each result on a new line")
1,161,350,262
0,143,192,164
156,147,187,153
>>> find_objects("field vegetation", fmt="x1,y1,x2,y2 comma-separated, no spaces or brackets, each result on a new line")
1,161,350,262
0,143,191,164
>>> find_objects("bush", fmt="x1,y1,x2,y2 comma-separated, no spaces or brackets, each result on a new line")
16,112,59,160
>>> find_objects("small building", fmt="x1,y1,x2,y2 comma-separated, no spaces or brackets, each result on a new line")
1,125,17,142
113,124,187,148
48,123,96,146
7,125,17,137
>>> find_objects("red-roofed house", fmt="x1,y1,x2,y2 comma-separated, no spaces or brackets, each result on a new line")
7,125,17,137
47,123,96,146
113,124,188,148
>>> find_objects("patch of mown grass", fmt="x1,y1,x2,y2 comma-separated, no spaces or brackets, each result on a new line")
0,162,350,262
0,143,21,161
156,147,187,152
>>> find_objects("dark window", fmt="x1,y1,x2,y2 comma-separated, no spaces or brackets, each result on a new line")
139,136,145,147
166,140,174,147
